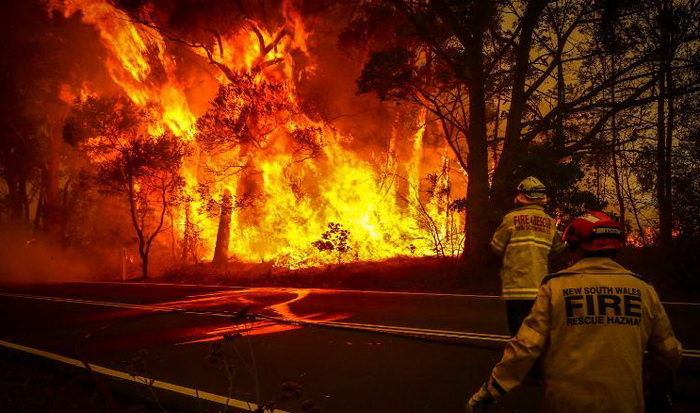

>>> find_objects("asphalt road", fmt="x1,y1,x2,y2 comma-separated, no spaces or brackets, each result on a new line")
0,282,698,412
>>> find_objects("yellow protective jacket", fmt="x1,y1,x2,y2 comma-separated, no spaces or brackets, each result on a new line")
490,204,564,300
482,257,683,412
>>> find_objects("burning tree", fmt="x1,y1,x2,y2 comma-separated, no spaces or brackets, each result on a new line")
312,222,352,265
195,73,324,265
66,96,187,279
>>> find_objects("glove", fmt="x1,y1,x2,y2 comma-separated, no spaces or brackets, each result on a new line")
465,384,493,413
646,393,673,413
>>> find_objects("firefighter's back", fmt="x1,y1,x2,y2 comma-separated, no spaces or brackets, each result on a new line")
498,204,561,299
468,212,682,413
541,257,669,412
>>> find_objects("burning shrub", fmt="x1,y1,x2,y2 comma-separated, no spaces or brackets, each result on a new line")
311,222,352,265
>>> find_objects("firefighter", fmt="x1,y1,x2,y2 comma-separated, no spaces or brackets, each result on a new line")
467,211,683,412
491,176,564,335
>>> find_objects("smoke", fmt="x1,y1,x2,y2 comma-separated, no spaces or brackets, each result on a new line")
0,237,95,284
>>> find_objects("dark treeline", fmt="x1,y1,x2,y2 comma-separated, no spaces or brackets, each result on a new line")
1,0,700,287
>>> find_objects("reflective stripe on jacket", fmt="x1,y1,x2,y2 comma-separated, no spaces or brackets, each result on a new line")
490,204,564,299
485,257,683,412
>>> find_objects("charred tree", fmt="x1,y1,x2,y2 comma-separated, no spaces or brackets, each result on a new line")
212,189,233,266
181,203,192,262
43,113,66,244
656,0,674,249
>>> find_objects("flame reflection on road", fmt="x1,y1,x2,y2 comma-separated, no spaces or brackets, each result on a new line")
170,288,350,344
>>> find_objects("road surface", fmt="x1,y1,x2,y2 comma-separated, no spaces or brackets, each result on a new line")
0,282,698,412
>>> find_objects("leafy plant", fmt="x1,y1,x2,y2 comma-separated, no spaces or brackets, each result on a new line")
311,222,352,265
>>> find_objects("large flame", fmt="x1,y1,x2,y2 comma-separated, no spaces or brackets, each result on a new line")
50,0,464,268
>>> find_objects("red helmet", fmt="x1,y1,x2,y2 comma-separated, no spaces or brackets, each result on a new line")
562,211,624,252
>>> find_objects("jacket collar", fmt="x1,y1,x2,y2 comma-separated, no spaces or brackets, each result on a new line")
555,257,633,275
513,204,545,212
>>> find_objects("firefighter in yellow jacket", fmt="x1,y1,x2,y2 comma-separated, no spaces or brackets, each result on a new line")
491,176,564,335
467,211,683,412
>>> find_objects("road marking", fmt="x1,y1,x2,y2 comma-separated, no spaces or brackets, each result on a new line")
0,292,202,314
0,291,505,339
78,281,233,289
73,281,503,298
62,282,700,304
0,339,286,412
1,291,699,358
0,291,507,342
294,318,511,342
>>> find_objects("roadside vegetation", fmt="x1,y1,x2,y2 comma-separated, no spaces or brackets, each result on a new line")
160,247,699,302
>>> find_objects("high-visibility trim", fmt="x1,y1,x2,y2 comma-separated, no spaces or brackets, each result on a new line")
490,238,506,254
507,237,552,249
490,239,506,250
507,240,551,248
507,243,551,251
503,288,539,299
503,288,540,293
509,235,550,242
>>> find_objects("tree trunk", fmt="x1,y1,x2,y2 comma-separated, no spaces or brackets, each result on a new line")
656,79,672,247
213,189,233,265
44,115,64,243
626,172,647,246
462,52,491,257
34,196,45,234
491,96,501,167
611,147,625,225
4,174,29,238
141,251,149,279
127,175,148,280
490,0,547,220
663,68,674,243
19,177,29,227
181,204,192,261
6,175,20,224
609,55,626,226
554,42,566,154
656,0,673,248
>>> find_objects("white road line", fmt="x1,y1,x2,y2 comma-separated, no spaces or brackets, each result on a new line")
78,281,232,289
74,281,502,298
63,282,700,304
0,292,221,316
0,292,506,342
1,292,699,358
0,339,286,412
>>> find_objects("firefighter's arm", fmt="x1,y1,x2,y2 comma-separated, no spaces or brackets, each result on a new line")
468,286,551,406
646,288,683,397
551,229,565,254
490,217,511,256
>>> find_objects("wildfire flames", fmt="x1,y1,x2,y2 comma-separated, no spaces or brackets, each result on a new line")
48,0,465,268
